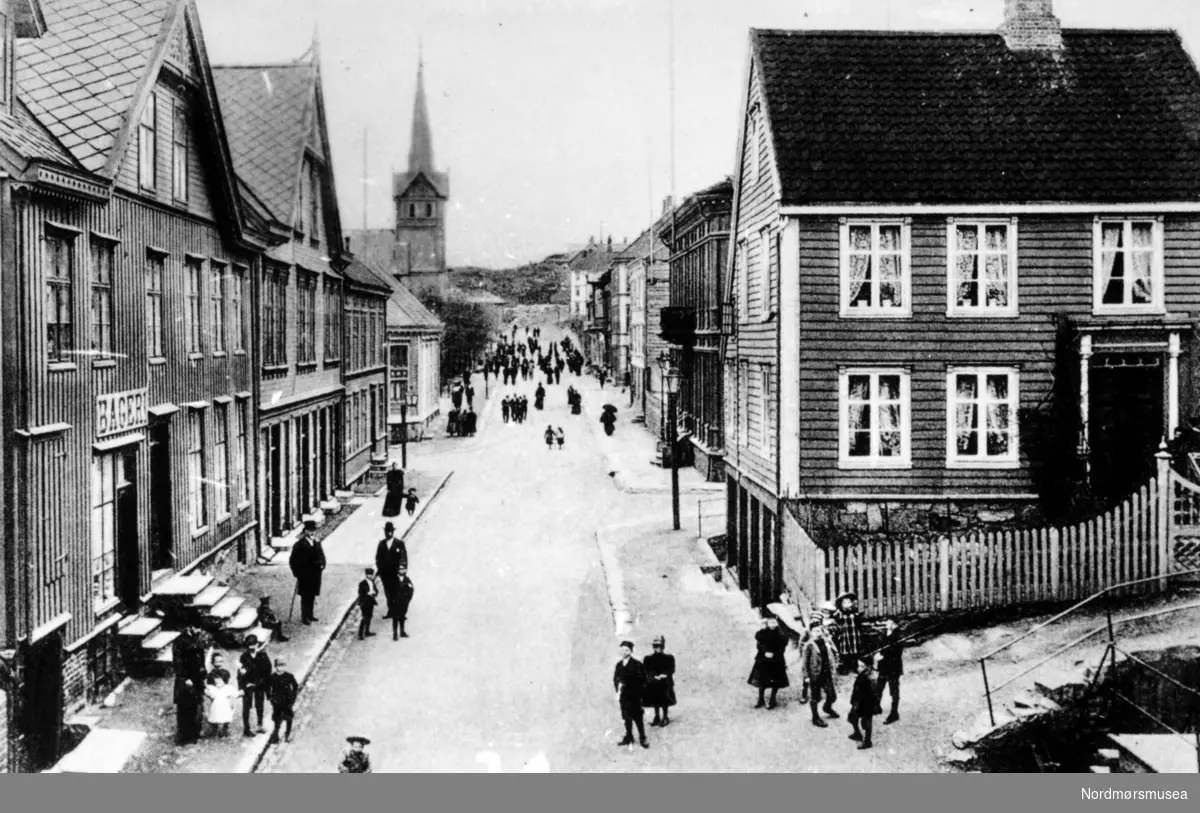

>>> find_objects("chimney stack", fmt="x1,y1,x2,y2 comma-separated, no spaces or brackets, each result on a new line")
1001,0,1063,52
662,195,673,216
607,235,613,253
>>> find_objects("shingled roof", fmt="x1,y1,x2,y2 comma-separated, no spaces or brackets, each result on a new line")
15,0,175,174
751,29,1200,205
213,62,314,224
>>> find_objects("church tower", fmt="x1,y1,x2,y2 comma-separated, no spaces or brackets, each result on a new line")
392,51,449,296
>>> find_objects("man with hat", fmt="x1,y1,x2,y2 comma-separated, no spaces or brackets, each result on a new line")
612,641,650,748
357,567,380,640
289,521,326,625
255,595,289,643
392,564,415,640
238,633,272,737
831,592,866,675
375,522,408,621
339,736,372,773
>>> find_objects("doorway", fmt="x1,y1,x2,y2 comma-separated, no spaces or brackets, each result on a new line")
268,424,283,538
149,421,174,572
22,630,64,770
298,415,311,517
1090,357,1165,506
115,447,140,610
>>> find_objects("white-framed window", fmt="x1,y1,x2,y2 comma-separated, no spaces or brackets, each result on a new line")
747,104,760,187
184,257,203,355
838,369,911,468
145,250,165,359
840,221,911,318
139,91,157,190
947,368,1019,468
214,402,230,518
737,361,749,447
759,363,775,457
738,239,749,322
948,220,1018,317
1094,218,1164,313
45,228,75,364
90,237,116,359
209,262,226,354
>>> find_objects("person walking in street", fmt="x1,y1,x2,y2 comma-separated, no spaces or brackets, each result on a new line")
464,407,477,436
535,382,545,410
554,426,565,450
466,383,475,409
339,736,373,773
267,657,300,744
405,488,420,517
544,425,555,450
382,462,405,518
848,655,880,750
358,567,380,640
875,617,903,724
289,521,326,625
501,396,510,423
600,408,616,437
802,620,840,727
831,592,867,675
173,625,212,745
393,565,415,640
375,522,408,621
255,595,289,643
238,634,272,737
642,635,676,727
451,382,464,411
613,641,650,748
748,614,789,709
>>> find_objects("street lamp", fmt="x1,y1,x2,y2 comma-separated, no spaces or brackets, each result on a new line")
659,353,681,531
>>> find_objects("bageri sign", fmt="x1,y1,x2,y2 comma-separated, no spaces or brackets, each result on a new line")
96,387,148,439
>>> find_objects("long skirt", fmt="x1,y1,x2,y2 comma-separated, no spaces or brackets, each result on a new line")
747,657,790,690
642,678,677,708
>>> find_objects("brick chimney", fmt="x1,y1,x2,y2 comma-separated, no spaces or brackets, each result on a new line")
662,195,673,216
1001,0,1063,52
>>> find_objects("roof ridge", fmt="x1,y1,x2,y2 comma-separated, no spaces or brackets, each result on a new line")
751,27,1180,37
211,61,314,71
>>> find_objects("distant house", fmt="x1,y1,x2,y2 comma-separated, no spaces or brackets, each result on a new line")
377,266,444,441
624,226,670,432
570,236,626,367
723,0,1200,608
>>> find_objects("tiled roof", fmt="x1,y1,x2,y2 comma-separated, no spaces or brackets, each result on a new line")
568,241,628,272
16,0,175,175
0,100,76,165
341,257,392,294
213,62,313,223
752,29,1200,205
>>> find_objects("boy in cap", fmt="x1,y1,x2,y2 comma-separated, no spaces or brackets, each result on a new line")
393,564,415,640
613,641,649,748
267,657,299,744
255,596,289,643
358,567,379,640
339,736,372,773
238,634,272,737
876,617,904,724
848,654,880,750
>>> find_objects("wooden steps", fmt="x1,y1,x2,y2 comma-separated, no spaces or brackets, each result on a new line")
190,584,230,609
207,595,245,621
141,630,179,653
224,606,259,632
116,617,161,639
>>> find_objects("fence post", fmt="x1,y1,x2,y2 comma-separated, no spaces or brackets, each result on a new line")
1049,528,1061,599
939,535,951,612
1156,441,1172,591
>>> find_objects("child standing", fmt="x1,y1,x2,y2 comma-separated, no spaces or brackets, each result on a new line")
268,657,300,744
205,670,240,737
404,488,419,517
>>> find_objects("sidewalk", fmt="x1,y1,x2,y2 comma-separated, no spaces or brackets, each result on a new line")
572,372,723,496
83,469,452,773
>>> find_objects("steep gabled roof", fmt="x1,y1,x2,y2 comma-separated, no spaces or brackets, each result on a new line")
341,257,393,295
387,282,444,332
213,61,314,224
751,29,1200,205
16,0,175,175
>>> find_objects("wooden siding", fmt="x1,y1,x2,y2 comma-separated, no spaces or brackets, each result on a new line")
793,214,1200,496
5,187,255,646
726,57,779,493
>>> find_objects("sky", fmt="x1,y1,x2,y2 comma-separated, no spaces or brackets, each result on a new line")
194,0,1200,268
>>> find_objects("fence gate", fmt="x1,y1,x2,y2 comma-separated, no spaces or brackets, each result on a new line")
1169,470,1200,585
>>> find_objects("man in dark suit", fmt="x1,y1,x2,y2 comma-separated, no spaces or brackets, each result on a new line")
393,565,415,641
875,617,904,724
375,522,408,620
357,567,379,640
612,640,649,748
173,626,211,745
289,521,326,624
238,634,272,737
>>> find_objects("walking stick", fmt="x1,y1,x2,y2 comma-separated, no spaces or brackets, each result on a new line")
288,581,298,623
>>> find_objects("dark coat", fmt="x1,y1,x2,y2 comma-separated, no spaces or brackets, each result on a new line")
878,630,904,677
395,576,415,608
268,671,299,717
850,669,877,717
339,750,372,773
238,650,272,691
801,636,838,689
641,652,677,708
375,537,408,578
358,577,379,611
748,627,790,689
613,657,646,720
382,469,405,517
289,536,326,597
173,629,211,705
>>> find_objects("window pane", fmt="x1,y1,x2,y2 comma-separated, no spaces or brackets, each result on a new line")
986,374,1008,401
849,226,872,252
987,403,1011,433
956,402,978,433
850,431,871,457
956,255,979,307
985,256,1009,307
985,225,1008,252
958,429,979,456
878,225,902,252
848,255,872,307
1132,223,1154,248
878,375,901,402
1102,224,1124,249
848,375,870,402
956,225,978,253
986,429,1010,457
848,403,870,432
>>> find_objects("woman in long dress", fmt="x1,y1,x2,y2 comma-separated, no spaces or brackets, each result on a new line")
747,614,790,709
382,463,404,517
642,635,677,726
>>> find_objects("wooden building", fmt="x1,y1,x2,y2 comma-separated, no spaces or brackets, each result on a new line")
0,0,261,770
381,271,444,442
213,51,361,545
340,259,391,481
659,178,731,480
625,225,670,433
724,1,1200,609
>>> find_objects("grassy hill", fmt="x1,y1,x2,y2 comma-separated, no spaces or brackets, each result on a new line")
449,262,568,306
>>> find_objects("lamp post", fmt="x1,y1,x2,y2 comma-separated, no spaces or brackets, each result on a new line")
659,353,681,531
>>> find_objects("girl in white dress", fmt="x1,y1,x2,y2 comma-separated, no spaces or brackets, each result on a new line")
205,672,240,737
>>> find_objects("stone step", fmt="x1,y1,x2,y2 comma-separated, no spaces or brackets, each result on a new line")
117,617,162,639
244,626,272,646
271,536,296,552
207,595,245,620
224,606,259,632
153,572,214,601
190,584,230,609
320,499,342,513
141,630,180,653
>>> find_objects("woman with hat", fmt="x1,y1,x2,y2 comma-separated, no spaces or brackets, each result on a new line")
382,463,405,518
642,635,676,727
339,736,372,773
747,613,790,709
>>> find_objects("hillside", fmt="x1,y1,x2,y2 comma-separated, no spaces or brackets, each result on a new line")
449,262,568,306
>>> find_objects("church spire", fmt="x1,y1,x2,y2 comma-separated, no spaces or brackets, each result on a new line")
407,48,435,173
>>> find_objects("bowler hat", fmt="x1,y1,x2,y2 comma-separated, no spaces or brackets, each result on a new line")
384,521,395,532
303,520,318,532
259,596,272,604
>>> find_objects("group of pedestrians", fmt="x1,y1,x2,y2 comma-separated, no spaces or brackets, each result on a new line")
748,591,904,751
543,425,565,450
368,521,416,641
612,637,677,749
502,395,529,423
